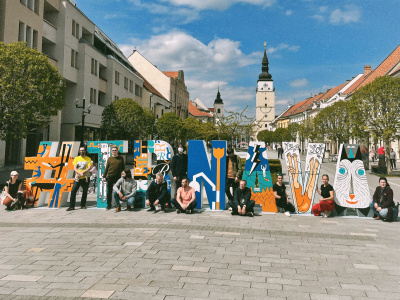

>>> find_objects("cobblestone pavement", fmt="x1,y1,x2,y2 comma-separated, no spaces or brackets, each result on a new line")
0,150,399,299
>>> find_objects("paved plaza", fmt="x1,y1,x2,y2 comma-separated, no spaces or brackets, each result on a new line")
0,150,399,299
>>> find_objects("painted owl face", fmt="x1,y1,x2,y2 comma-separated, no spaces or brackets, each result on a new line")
334,144,370,208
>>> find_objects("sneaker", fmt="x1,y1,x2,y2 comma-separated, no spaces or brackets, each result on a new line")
115,206,121,212
80,206,87,209
155,205,161,211
66,207,74,211
246,212,254,217
228,207,232,211
176,209,181,214
148,206,155,211
323,214,328,218
284,211,291,217
106,206,111,210
186,210,191,214
126,205,131,211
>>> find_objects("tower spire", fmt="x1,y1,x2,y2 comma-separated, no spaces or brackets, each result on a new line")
258,42,272,82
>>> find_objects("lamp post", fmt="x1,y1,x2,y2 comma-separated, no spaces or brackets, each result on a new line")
75,97,91,145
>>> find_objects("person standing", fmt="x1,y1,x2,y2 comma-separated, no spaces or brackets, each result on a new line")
370,146,376,162
113,169,137,212
273,174,295,216
277,143,283,159
171,177,197,214
390,148,396,170
103,145,125,210
312,174,335,217
231,180,255,217
67,146,92,211
225,148,242,209
171,144,188,194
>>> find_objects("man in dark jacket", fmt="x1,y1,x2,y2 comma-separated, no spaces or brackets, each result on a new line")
232,180,255,217
225,148,242,208
146,173,171,212
103,145,125,210
171,145,188,194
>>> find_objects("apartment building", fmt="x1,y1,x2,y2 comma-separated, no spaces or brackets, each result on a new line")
0,0,145,166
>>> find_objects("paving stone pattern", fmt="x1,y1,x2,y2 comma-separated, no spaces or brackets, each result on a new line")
0,150,399,299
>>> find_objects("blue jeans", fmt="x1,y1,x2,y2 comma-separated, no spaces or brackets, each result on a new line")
69,178,90,208
369,201,398,220
113,191,135,207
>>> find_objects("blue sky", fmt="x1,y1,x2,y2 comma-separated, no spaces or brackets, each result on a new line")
74,0,399,116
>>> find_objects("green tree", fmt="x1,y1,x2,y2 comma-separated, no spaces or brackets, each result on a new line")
273,128,291,144
257,129,273,145
313,101,351,148
350,76,400,174
155,112,183,144
0,42,65,140
101,98,154,140
287,122,299,141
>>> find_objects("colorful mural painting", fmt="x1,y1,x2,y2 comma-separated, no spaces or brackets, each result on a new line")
333,144,370,216
242,141,276,212
133,140,174,207
87,141,128,208
188,140,227,210
283,142,325,213
24,141,79,208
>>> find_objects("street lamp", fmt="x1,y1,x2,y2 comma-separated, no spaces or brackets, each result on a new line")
75,97,91,145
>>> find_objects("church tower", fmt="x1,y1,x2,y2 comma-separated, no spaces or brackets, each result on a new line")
256,42,275,136
214,88,224,120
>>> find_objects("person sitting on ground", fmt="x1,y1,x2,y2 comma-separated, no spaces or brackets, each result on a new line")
146,173,170,212
113,169,137,212
273,173,295,216
370,177,398,222
232,179,255,217
225,147,242,209
171,177,196,214
312,174,335,218
2,171,28,210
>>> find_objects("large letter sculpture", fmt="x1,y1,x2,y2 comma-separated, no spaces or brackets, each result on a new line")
188,140,226,210
87,141,128,208
242,141,276,212
283,142,325,213
24,141,79,208
133,140,174,207
333,144,370,217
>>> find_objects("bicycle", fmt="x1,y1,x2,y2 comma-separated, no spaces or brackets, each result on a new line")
328,154,338,163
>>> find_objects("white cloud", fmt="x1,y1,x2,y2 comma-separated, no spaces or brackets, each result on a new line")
289,78,309,88
285,10,293,16
330,5,361,25
267,43,300,54
165,0,276,10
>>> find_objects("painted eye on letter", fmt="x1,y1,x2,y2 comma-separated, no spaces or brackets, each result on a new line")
358,169,365,176
339,168,346,174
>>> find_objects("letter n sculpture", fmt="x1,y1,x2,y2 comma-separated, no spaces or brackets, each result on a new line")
283,142,325,213
188,140,226,210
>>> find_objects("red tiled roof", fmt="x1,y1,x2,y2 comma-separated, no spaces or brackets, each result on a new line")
283,93,325,117
189,101,213,117
319,81,348,101
136,71,167,101
347,45,400,94
342,75,367,95
162,71,179,78
208,108,215,112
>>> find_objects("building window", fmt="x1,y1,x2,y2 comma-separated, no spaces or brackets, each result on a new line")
72,20,79,38
265,124,268,128
265,114,268,117
135,84,142,97
18,22,25,42
90,88,97,104
115,71,120,85
71,49,78,68
124,77,128,90
217,108,221,114
265,104,267,107
25,25,32,48
129,80,133,93
32,30,38,50
114,95,119,101
91,58,97,76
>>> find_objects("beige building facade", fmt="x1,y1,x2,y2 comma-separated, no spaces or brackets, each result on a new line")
0,0,146,166
128,51,190,120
